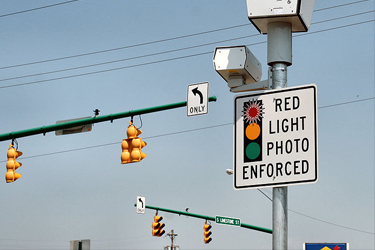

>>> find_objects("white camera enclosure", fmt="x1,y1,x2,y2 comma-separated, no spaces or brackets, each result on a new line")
213,46,262,88
246,0,315,34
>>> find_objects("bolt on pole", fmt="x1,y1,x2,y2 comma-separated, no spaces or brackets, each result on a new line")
267,21,292,250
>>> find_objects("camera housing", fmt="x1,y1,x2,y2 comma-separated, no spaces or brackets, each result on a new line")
213,46,262,89
246,0,315,34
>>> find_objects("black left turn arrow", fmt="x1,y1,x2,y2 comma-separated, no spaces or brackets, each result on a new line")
192,87,203,104
138,198,144,208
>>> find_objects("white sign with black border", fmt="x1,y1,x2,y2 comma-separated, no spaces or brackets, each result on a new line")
136,196,145,214
234,84,318,190
187,82,209,116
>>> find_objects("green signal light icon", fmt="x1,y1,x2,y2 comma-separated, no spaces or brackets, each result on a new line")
245,123,261,160
243,99,264,162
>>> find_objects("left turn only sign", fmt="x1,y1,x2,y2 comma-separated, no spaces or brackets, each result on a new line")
136,196,145,214
187,82,209,116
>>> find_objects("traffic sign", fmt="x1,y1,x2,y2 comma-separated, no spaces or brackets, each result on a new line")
215,215,241,227
187,82,209,116
234,84,318,190
136,196,145,214
304,243,349,250
55,116,92,136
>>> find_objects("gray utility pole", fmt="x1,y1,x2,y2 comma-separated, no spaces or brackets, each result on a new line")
164,230,179,250
268,21,292,250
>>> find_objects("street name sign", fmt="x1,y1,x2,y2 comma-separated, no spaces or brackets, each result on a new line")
215,215,241,227
187,82,209,116
136,196,145,214
55,116,92,136
234,84,318,190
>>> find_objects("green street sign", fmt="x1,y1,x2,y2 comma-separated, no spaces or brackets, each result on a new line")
215,215,241,227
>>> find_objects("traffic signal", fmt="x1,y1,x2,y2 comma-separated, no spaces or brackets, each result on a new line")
243,99,264,162
152,215,165,237
121,121,147,164
5,143,22,183
203,222,212,244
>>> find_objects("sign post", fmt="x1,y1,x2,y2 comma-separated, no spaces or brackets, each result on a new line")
245,1,315,248
268,21,292,250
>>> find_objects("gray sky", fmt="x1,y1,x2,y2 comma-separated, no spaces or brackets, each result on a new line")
0,0,374,249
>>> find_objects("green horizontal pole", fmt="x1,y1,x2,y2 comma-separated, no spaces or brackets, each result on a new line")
0,96,217,142
135,204,272,234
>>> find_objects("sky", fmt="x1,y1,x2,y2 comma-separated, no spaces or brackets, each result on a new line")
0,0,374,249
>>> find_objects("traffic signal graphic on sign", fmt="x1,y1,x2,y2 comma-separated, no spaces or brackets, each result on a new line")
242,99,264,162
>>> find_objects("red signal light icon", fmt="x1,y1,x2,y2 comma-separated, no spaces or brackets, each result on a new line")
243,99,264,162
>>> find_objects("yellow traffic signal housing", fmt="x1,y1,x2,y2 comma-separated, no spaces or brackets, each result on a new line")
152,215,165,237
204,222,212,244
121,121,147,164
5,143,22,183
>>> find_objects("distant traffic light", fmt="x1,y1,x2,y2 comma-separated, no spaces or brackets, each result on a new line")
121,121,147,164
203,222,212,244
152,214,165,237
5,143,22,183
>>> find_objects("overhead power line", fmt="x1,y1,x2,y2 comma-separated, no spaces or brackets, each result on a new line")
257,189,375,235
2,96,373,162
0,0,372,70
0,19,373,90
0,0,79,18
0,23,250,71
0,10,373,84
0,34,257,83
313,0,372,12
0,98,373,236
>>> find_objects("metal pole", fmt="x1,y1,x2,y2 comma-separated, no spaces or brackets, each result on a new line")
267,21,292,250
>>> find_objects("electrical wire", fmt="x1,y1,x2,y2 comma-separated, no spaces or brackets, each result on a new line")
0,23,250,71
0,97,372,240
312,10,374,25
0,19,373,90
313,0,372,12
0,9,373,84
0,1,373,247
257,189,375,235
0,0,372,70
0,34,258,83
0,99,373,237
0,0,79,18
2,96,373,162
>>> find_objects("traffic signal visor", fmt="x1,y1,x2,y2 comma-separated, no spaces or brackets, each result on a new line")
5,143,22,183
127,121,142,139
